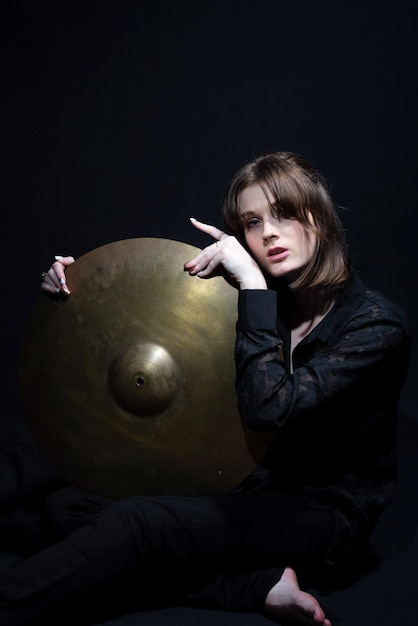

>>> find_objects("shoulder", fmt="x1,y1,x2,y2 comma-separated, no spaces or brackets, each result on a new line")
345,275,412,348
338,273,409,323
359,276,411,330
324,273,411,349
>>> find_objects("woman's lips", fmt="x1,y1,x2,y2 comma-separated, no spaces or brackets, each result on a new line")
267,247,289,262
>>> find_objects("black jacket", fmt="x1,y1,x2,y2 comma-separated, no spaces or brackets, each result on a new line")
233,273,412,567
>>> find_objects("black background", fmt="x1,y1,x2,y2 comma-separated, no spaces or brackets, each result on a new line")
1,0,417,551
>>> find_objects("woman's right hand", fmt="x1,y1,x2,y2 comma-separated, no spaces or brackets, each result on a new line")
185,218,267,290
41,255,75,295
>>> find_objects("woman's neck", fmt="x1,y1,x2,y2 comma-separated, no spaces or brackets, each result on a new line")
290,287,335,324
288,287,336,348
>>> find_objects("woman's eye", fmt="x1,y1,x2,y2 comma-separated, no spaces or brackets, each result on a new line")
245,218,260,229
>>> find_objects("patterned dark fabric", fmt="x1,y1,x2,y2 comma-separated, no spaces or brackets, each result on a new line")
233,274,412,567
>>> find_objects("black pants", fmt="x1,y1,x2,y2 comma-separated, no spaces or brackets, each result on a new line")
0,486,336,624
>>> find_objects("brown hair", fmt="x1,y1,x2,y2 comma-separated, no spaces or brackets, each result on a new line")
222,151,352,290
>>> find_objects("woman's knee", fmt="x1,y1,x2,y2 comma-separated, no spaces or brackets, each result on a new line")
41,486,112,541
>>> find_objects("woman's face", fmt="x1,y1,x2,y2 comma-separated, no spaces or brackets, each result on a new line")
239,184,317,284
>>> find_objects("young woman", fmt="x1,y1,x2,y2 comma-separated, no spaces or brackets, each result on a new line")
1,151,411,625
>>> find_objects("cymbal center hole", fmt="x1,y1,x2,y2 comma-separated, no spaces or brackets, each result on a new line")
108,342,180,415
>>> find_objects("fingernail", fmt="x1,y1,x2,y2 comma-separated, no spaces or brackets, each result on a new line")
190,217,197,222
55,255,63,260
197,271,203,278
60,278,70,294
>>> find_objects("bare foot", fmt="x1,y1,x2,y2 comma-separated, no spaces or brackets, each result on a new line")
264,567,332,626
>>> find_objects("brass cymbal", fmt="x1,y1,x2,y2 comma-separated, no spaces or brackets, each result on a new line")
19,238,272,499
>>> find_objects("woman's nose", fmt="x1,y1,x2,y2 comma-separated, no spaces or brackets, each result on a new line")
262,221,279,240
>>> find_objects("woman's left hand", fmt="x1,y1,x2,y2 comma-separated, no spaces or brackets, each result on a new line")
184,218,267,290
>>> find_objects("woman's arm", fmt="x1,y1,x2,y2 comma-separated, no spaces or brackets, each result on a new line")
235,289,411,431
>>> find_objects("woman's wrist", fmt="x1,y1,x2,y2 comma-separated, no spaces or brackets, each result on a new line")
239,277,268,290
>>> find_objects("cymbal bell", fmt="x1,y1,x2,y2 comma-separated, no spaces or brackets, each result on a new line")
19,238,272,499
